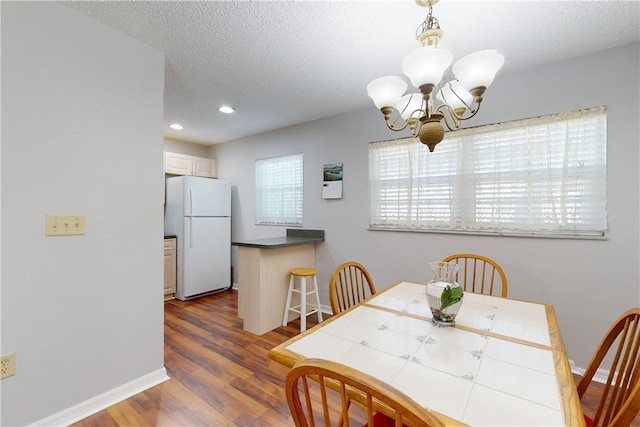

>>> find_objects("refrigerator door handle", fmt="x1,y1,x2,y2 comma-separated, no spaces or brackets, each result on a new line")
189,217,193,248
189,185,194,215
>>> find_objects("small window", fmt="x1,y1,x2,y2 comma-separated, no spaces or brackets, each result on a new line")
369,107,607,238
255,153,303,225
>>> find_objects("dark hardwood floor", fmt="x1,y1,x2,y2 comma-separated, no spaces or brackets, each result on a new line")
72,289,635,427
73,290,315,426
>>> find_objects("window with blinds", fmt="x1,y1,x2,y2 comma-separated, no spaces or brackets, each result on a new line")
369,107,607,238
255,153,303,225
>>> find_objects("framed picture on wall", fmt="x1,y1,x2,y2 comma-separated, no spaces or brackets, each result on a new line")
322,163,343,199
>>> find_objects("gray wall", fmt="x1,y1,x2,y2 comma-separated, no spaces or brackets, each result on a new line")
1,2,165,425
164,136,211,157
213,43,640,370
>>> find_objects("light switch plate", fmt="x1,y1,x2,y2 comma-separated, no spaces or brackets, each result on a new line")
1,353,16,379
46,215,86,236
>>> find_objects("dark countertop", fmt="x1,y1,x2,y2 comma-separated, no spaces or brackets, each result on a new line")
232,229,324,249
164,235,177,239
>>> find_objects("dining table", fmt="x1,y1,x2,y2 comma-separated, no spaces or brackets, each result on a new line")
268,280,585,426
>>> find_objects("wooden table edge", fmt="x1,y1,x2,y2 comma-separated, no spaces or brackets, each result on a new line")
546,304,587,427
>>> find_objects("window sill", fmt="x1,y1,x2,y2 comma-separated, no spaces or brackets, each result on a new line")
368,226,608,241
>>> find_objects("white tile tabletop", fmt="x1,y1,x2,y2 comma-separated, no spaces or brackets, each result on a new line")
275,281,582,426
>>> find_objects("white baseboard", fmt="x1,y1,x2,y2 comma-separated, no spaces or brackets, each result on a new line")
569,359,610,384
30,368,169,427
570,359,583,376
320,304,332,315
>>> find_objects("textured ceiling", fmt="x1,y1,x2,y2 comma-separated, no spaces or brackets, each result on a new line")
63,1,640,145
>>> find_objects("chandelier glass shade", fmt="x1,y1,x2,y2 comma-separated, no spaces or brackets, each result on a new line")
367,0,504,152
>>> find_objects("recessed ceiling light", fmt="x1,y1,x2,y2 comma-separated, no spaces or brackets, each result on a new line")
219,106,234,114
169,123,183,130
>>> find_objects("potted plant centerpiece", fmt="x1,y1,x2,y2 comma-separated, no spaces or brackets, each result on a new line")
426,261,464,326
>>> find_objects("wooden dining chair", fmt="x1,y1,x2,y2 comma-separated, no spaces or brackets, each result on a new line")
329,262,376,315
441,253,508,297
285,358,445,427
577,308,640,427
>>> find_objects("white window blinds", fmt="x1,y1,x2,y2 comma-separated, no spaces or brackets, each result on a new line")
255,153,303,225
369,107,607,237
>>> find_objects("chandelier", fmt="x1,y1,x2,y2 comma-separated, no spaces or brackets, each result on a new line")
367,0,504,152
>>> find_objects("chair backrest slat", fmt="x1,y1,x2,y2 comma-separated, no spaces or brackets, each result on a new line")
285,358,446,427
578,308,640,427
441,253,508,298
330,262,376,315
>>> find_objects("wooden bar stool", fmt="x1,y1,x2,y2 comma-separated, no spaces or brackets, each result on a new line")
282,267,323,332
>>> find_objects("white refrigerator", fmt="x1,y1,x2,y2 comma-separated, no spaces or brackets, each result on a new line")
164,176,231,300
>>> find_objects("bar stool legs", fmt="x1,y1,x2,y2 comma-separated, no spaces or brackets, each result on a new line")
283,267,323,332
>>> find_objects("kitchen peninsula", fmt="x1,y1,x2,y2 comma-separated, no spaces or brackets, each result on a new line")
232,229,324,335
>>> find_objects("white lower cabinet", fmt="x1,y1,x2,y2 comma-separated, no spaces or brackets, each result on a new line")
164,238,177,300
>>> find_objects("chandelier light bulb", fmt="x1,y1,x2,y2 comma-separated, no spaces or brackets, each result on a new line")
397,93,425,120
436,80,473,112
453,49,505,92
367,76,408,109
401,46,452,89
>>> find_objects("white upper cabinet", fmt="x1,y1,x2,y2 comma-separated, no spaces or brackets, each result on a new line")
192,156,217,178
164,152,192,175
164,151,217,178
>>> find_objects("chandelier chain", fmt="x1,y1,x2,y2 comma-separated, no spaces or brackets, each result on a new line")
416,6,440,38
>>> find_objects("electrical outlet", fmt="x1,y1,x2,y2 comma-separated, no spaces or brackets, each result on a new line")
46,215,86,236
1,353,16,379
